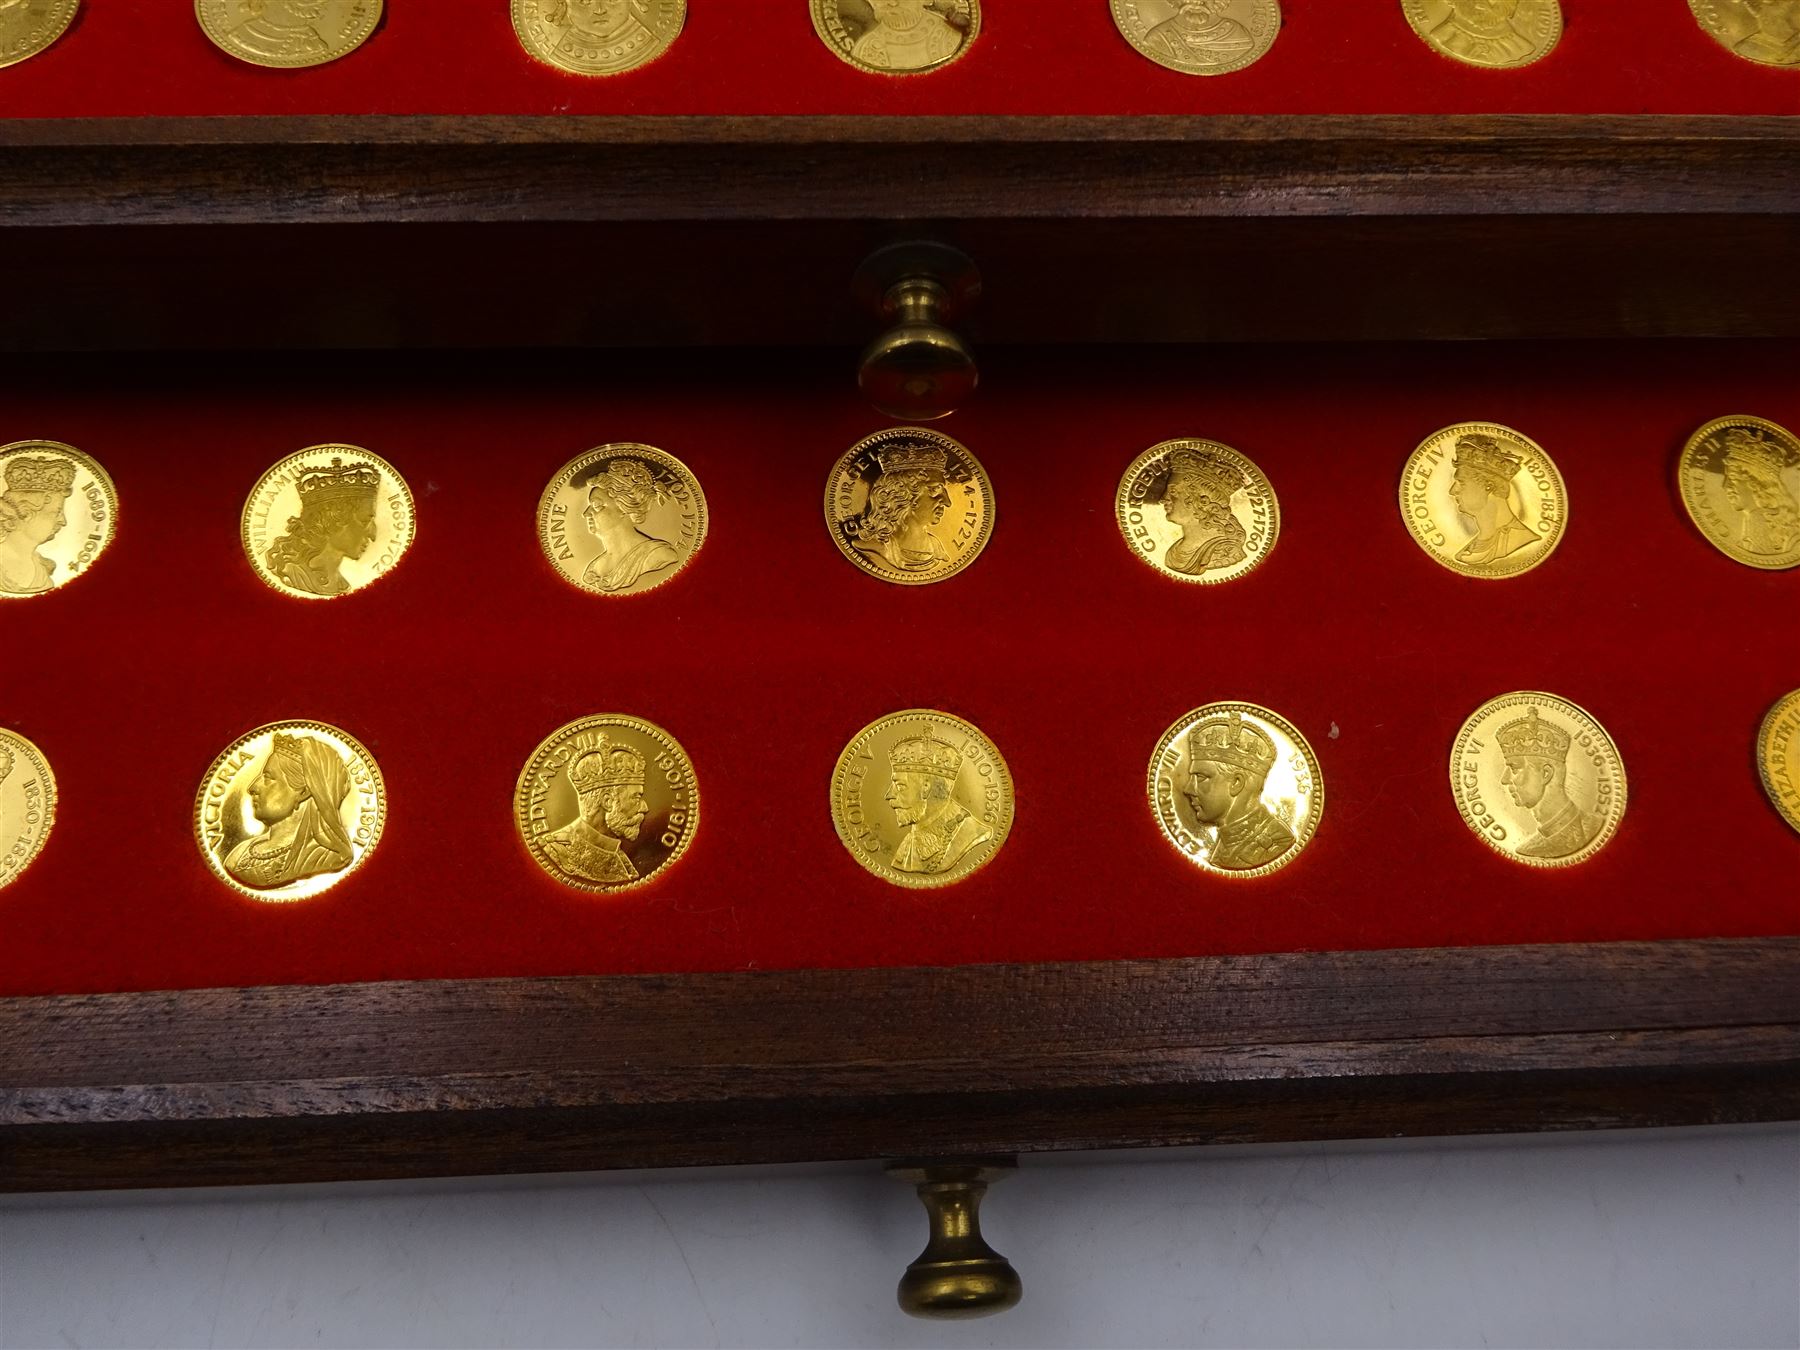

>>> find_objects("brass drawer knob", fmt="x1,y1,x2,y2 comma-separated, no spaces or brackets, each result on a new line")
888,1159,1022,1319
854,242,982,422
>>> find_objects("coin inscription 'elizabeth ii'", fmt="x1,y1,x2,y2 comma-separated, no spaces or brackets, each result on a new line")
826,427,994,586
1111,0,1282,76
811,0,979,75
0,0,78,70
194,721,387,902
195,0,382,68
831,709,1013,889
515,714,698,893
1149,702,1322,878
0,728,55,891
1402,0,1561,69
1688,0,1800,68
243,445,415,600
0,440,118,599
1450,692,1626,868
1400,422,1567,579
1758,689,1800,838
538,444,707,597
512,0,687,76
1117,438,1280,585
1679,416,1800,571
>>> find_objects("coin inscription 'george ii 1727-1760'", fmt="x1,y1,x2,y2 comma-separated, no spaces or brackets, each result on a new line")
1117,438,1280,585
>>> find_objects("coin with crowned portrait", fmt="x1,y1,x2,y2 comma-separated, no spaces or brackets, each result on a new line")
0,728,55,892
515,714,699,894
538,444,707,597
1758,689,1800,838
0,0,78,70
1111,0,1282,76
831,709,1013,889
195,0,382,68
194,721,387,903
1401,0,1561,69
811,0,979,75
1116,438,1279,585
1450,692,1626,869
242,445,415,601
0,440,118,600
1688,0,1800,68
1399,422,1567,579
825,427,994,586
1148,702,1322,879
512,0,686,76
1678,415,1800,571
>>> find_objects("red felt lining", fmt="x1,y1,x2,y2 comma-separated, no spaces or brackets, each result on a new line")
0,0,1796,119
0,341,1795,998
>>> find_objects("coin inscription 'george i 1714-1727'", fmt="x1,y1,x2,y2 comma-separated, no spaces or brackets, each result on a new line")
826,427,994,586
0,440,118,600
538,444,708,597
1678,415,1800,571
512,0,687,75
1400,422,1568,579
0,0,78,69
1402,0,1562,69
0,728,55,892
1111,0,1282,76
242,445,416,600
1117,438,1280,585
196,0,383,68
811,0,980,75
1758,689,1800,838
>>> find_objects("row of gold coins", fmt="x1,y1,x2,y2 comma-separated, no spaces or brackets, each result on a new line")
1,415,1794,604
3,3,1796,76
1,692,1796,901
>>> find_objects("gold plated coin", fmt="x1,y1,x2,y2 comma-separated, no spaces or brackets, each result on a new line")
515,714,698,893
512,0,686,76
1678,415,1800,571
1148,702,1322,878
242,445,415,600
537,444,708,597
1400,422,1567,579
1688,0,1800,68
830,709,1013,889
0,0,77,70
0,440,118,599
825,427,994,586
811,0,979,75
0,729,55,891
1402,0,1562,69
1450,692,1626,868
195,0,382,68
1111,0,1282,76
194,721,387,903
1758,689,1800,837
1116,438,1279,585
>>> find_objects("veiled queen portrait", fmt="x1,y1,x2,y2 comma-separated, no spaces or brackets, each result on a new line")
847,442,960,575
580,458,682,594
1717,426,1800,557
830,0,973,72
265,457,381,598
1179,712,1297,871
225,0,338,63
224,733,357,890
1495,706,1603,861
1449,433,1542,567
1158,447,1250,577
540,733,650,886
884,730,991,877
0,455,75,596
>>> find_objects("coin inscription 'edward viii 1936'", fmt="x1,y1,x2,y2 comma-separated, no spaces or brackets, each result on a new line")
0,728,55,892
0,440,118,600
1117,438,1280,585
242,445,415,601
1400,422,1567,579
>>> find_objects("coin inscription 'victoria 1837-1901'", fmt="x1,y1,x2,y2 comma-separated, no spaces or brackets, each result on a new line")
0,440,118,600
811,0,980,74
513,0,687,75
1116,438,1280,585
242,445,416,601
1111,0,1282,76
0,0,77,69
196,0,382,68
1401,0,1562,69
1758,689,1800,838
825,427,994,586
0,728,55,892
1400,422,1568,579
538,444,708,597
1679,415,1800,571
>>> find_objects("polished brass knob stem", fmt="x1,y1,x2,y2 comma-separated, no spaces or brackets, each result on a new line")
852,242,982,422
888,1160,1022,1320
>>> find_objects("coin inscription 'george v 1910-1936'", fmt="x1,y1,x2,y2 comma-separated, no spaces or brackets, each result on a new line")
831,709,1013,889
538,444,708,597
242,445,416,601
513,0,686,75
194,721,387,902
826,427,994,586
0,0,77,69
1148,702,1322,878
1758,689,1800,838
1116,438,1280,585
1402,0,1561,68
0,440,118,600
1400,422,1567,579
515,714,699,893
1111,0,1282,76
1450,692,1626,868
1688,0,1800,68
811,0,980,75
196,0,382,68
1679,415,1800,571
0,728,55,891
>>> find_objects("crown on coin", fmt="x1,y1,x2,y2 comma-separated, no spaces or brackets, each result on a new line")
1496,706,1569,761
1453,435,1523,490
1167,448,1246,500
890,732,964,780
1187,712,1277,776
269,733,307,772
876,443,948,479
1720,427,1790,479
3,457,76,495
296,457,381,505
569,736,646,792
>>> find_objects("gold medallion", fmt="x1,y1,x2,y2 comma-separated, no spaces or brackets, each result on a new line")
830,709,1013,889
1400,422,1567,579
537,444,708,597
0,0,78,70
1116,438,1279,585
825,428,994,586
195,0,381,68
1401,0,1562,69
1148,702,1322,878
242,445,416,601
194,721,387,903
1758,689,1800,837
0,729,55,891
0,440,118,600
512,0,686,76
1688,0,1800,68
1450,692,1626,868
1678,415,1800,571
811,0,979,75
1111,0,1282,76
515,714,699,893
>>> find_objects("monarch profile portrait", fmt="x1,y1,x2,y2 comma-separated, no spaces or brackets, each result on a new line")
1180,712,1296,871
224,733,356,889
884,731,990,876
540,733,650,885
0,456,75,596
1142,0,1257,68
848,443,957,575
264,458,381,598
1448,434,1542,567
1719,426,1800,557
843,0,966,70
227,0,333,63
1496,706,1603,861
581,459,681,594
1159,447,1249,577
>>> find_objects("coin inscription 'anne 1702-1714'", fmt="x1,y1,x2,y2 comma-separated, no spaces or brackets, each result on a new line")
1111,0,1282,76
1402,0,1562,68
0,0,77,69
242,445,416,600
538,444,708,597
512,0,687,75
1679,415,1800,571
831,709,1014,889
811,0,980,75
1758,689,1800,838
1149,702,1322,878
0,440,118,600
195,0,383,68
515,714,699,893
1400,422,1567,579
194,721,387,903
0,728,55,892
1117,438,1280,585
826,427,994,586
1689,0,1800,68
1450,692,1626,868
